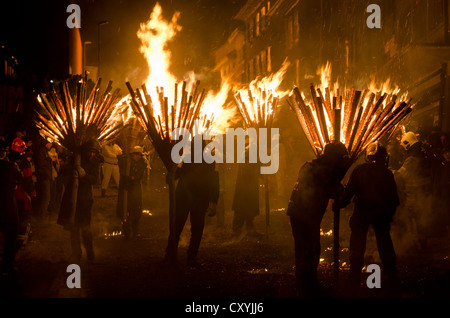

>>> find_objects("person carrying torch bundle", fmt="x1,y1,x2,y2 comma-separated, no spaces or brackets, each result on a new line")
287,141,351,297
334,142,399,288
57,139,104,263
163,136,219,268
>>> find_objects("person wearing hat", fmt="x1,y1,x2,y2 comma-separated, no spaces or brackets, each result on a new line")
336,142,399,287
394,131,432,250
116,145,147,239
287,141,352,296
163,136,220,268
57,139,104,262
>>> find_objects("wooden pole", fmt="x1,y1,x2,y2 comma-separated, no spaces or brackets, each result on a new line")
333,107,342,285
167,167,177,262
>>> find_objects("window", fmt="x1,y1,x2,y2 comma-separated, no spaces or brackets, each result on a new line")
261,6,266,31
261,50,267,73
256,12,260,37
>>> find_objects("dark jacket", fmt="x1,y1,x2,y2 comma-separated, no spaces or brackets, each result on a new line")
341,162,400,219
116,155,147,218
232,162,260,217
33,142,52,181
175,160,219,207
287,156,349,219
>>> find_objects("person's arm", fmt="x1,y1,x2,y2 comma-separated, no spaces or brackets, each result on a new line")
338,168,358,208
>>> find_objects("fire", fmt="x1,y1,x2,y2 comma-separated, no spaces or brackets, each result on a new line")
288,61,412,158
137,2,180,120
234,59,290,128
122,2,233,137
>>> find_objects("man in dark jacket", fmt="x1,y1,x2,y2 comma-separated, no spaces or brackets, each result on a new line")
58,139,103,262
164,137,220,268
232,152,261,238
337,142,399,284
287,141,351,296
116,146,147,239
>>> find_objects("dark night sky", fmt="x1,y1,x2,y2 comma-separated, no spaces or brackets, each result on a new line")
1,0,245,92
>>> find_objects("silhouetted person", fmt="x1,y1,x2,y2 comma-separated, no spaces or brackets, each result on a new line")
117,146,147,239
232,152,261,238
58,139,103,262
164,137,219,268
336,142,399,285
394,131,432,250
287,142,351,296
33,137,52,222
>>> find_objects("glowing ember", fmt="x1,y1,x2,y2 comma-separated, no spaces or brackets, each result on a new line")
103,230,123,239
142,209,153,216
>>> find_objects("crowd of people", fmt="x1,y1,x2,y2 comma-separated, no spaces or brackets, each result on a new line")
1,126,449,298
287,130,450,296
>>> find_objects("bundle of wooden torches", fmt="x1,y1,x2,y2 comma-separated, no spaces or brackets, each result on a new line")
287,84,413,159
125,80,209,173
35,74,124,150
287,83,412,281
34,73,124,227
34,71,413,277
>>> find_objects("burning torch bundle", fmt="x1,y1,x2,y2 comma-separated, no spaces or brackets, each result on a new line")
234,85,279,130
125,79,209,255
35,74,123,150
125,80,209,170
34,74,124,227
287,77,413,280
287,84,413,159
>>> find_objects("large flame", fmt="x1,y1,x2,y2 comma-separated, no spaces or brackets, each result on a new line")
234,59,290,128
137,2,181,118
118,2,234,136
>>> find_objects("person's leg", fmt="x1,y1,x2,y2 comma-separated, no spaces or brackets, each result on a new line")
349,214,370,283
0,221,18,274
164,203,190,264
81,225,95,261
187,205,207,265
111,165,121,188
101,164,112,196
70,227,82,262
373,220,397,280
290,215,321,295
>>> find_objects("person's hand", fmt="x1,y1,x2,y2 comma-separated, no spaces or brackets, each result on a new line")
75,166,86,178
206,202,217,217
